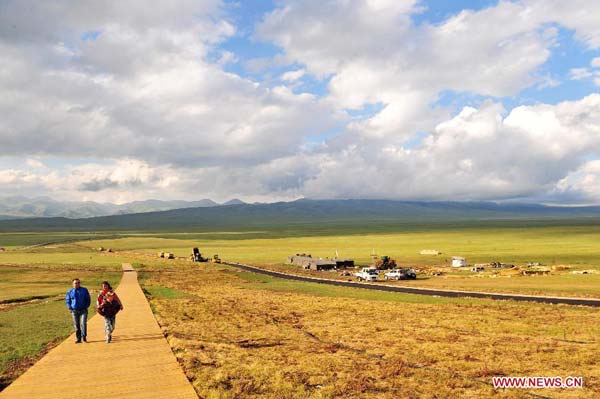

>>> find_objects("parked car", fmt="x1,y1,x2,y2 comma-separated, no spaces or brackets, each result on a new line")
354,267,379,282
384,268,417,280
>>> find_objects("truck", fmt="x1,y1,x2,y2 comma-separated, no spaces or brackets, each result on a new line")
384,268,417,280
354,267,379,282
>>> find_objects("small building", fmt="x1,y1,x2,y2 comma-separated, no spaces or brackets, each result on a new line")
420,249,442,255
452,256,467,267
332,257,354,268
287,254,336,271
522,267,550,276
491,262,514,269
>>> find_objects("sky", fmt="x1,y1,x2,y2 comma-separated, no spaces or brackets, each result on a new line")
1,0,600,204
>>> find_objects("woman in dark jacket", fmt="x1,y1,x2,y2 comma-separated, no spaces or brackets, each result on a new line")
97,281,123,343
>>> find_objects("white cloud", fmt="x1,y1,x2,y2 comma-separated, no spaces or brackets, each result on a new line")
531,0,600,49
552,160,600,203
255,0,565,159
1,95,600,203
570,57,600,84
25,159,44,169
570,67,593,80
0,0,341,169
281,69,305,82
243,95,600,202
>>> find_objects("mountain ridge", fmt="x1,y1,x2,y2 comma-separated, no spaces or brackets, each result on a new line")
0,196,243,218
1,198,599,232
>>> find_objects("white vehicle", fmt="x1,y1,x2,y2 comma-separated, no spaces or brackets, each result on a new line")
384,268,417,280
355,267,379,282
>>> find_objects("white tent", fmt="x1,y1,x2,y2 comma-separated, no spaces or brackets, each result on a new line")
452,256,467,267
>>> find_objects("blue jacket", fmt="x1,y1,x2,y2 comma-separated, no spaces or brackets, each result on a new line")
65,287,91,311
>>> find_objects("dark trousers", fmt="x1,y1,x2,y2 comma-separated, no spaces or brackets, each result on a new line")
72,309,88,340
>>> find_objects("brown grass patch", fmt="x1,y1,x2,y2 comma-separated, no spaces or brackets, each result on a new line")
141,264,600,398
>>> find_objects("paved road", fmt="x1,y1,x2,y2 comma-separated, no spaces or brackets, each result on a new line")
1,263,197,399
224,262,600,307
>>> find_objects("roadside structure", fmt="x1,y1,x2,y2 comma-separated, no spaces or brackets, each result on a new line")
332,257,355,267
452,256,467,267
286,254,337,271
420,249,441,255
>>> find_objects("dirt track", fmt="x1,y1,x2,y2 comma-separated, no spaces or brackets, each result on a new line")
0,263,197,399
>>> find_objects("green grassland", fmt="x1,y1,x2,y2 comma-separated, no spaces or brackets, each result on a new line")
0,300,73,385
76,224,600,267
0,232,119,247
0,242,137,269
0,259,121,387
72,224,600,298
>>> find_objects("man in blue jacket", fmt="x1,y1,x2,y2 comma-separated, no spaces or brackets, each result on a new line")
65,278,91,343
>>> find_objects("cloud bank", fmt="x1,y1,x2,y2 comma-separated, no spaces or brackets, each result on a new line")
1,0,600,204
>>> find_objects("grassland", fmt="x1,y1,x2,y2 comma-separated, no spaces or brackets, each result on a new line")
0,232,120,247
77,224,600,267
0,242,121,389
77,223,600,298
140,262,600,398
1,222,600,397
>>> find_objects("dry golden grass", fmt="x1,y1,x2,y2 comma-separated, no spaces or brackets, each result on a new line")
140,263,600,398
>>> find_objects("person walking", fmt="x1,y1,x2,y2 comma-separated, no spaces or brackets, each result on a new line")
97,281,123,344
65,278,91,343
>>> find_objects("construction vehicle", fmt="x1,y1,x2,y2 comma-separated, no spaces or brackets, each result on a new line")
159,251,175,259
211,254,222,263
191,247,208,262
374,255,397,270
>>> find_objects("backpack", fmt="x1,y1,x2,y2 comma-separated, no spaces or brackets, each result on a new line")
97,292,121,317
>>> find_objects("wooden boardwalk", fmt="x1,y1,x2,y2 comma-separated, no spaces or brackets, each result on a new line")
1,264,197,399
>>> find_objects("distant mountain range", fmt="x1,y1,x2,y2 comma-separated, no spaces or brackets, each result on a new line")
1,198,600,232
0,196,246,219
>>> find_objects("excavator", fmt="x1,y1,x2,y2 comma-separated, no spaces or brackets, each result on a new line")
190,247,208,262
374,255,397,270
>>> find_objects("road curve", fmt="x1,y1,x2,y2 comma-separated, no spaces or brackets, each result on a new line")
223,262,600,307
